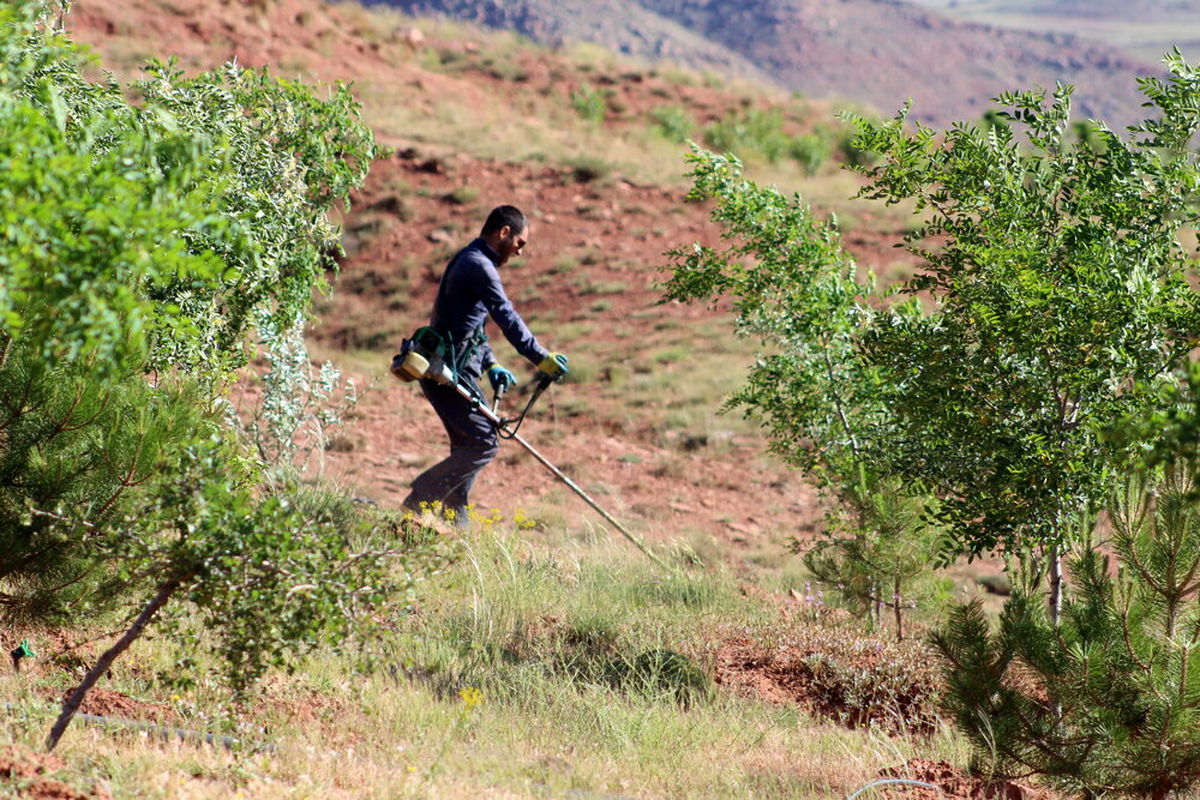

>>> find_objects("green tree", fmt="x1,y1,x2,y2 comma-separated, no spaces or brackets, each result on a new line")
663,150,940,635
45,431,439,750
0,0,377,619
0,3,442,750
0,22,231,617
849,59,1200,615
667,45,1200,795
666,55,1200,622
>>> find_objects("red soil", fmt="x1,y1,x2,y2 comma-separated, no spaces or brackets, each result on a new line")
41,688,175,725
0,746,111,800
314,148,835,546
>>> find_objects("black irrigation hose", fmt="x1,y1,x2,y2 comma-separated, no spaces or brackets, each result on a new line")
74,711,270,752
3,702,271,752
844,778,943,798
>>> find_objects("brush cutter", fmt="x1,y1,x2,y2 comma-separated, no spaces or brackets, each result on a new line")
392,339,665,568
462,374,669,571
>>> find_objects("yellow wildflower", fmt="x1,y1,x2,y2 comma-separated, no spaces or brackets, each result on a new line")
458,686,484,710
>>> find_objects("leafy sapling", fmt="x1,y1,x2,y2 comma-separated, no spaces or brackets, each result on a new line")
46,433,440,750
663,149,939,634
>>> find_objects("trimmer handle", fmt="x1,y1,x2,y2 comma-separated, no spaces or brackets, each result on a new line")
491,381,508,415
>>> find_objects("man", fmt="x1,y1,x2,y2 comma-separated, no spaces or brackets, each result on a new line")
402,205,569,525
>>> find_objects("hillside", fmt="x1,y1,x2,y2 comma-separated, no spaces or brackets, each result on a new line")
357,0,777,82
68,0,906,551
376,0,1160,127
0,2,1051,799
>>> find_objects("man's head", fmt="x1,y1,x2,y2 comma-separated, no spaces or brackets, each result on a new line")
480,205,529,266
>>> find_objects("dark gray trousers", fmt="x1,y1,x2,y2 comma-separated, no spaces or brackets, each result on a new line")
403,377,498,524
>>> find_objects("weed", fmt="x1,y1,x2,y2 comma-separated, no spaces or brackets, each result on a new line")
571,83,606,124
576,278,628,297
789,132,833,175
446,185,479,205
566,153,613,183
651,104,695,143
487,61,529,83
552,255,581,274
605,92,629,116
652,345,689,364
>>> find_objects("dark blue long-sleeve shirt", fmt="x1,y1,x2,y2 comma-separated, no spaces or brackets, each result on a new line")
429,238,548,379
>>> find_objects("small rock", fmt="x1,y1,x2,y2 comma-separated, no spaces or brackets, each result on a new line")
402,26,424,50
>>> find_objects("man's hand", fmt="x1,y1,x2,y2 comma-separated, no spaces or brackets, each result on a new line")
486,364,517,393
537,352,570,381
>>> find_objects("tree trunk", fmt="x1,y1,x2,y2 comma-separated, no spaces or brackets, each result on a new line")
46,577,181,751
893,576,904,641
1048,546,1063,626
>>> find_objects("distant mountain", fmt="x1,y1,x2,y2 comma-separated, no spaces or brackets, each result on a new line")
375,0,1162,128
638,0,1157,126
374,0,775,83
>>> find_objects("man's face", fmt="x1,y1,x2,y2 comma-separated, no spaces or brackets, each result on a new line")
496,224,529,266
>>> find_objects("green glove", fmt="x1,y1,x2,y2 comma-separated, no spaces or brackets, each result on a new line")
486,364,516,393
537,352,569,380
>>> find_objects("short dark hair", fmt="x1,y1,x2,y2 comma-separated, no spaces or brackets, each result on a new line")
481,205,527,237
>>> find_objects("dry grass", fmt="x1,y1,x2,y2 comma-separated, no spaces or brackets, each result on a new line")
1,522,969,799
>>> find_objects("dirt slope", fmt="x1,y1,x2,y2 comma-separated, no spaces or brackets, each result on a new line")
309,148,839,550
68,0,920,550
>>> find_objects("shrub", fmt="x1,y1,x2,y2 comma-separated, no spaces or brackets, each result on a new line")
650,104,694,143
703,108,790,163
447,185,480,205
788,131,832,174
934,464,1200,799
571,82,606,124
717,620,942,733
566,153,612,183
